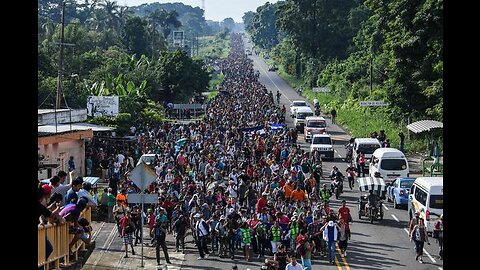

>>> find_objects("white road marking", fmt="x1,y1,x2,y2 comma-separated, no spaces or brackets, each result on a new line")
92,225,118,266
383,204,389,210
334,149,343,158
438,267,443,270
91,221,106,241
403,228,409,234
252,57,292,103
391,214,399,222
424,249,436,263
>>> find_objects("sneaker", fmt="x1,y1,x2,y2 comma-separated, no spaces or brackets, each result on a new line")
197,257,203,260
157,262,161,265
419,259,423,264
205,254,210,259
131,250,135,255
124,255,129,258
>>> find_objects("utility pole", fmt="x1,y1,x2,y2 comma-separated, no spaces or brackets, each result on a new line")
55,1,66,110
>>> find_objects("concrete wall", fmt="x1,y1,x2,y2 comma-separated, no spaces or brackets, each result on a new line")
38,139,85,180
38,109,87,126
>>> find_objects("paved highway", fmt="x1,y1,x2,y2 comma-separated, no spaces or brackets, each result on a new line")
246,36,443,270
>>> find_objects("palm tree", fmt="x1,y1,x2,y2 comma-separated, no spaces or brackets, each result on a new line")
98,0,121,32
147,8,182,39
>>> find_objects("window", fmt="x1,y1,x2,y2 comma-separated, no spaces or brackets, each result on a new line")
357,144,381,155
307,121,326,128
429,195,443,209
380,159,407,170
400,180,415,189
414,187,428,206
297,112,314,119
313,137,332,145
293,101,307,107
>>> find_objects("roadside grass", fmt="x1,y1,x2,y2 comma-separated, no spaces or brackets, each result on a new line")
269,57,432,155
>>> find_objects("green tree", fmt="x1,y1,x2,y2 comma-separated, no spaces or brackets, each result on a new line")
121,16,149,56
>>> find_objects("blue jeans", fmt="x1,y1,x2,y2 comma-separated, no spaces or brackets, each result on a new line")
328,241,336,263
302,258,312,270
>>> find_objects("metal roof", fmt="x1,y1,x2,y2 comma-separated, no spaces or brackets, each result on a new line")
38,122,114,134
407,120,443,134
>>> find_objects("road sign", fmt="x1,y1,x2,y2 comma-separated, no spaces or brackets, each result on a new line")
359,101,390,107
312,87,331,93
127,193,158,204
129,163,157,190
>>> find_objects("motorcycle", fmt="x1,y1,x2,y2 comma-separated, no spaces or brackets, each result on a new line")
331,175,344,199
315,107,321,116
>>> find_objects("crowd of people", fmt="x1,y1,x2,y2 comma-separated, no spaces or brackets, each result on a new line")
38,33,444,269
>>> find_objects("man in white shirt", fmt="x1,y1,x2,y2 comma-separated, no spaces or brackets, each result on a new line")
285,255,304,270
77,182,97,209
194,213,210,260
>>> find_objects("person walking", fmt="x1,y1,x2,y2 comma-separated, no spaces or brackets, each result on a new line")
337,219,349,257
357,152,366,177
120,210,136,258
321,220,340,265
337,200,352,240
285,254,304,270
269,220,283,254
239,222,252,261
434,214,443,260
330,108,337,124
194,213,211,260
173,214,188,253
409,218,430,263
399,132,405,153
153,221,171,265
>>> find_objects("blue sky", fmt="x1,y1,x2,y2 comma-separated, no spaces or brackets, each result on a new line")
123,0,280,22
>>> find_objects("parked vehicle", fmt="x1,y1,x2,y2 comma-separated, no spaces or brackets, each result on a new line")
408,177,443,234
386,177,416,209
310,134,334,160
293,107,314,132
304,116,327,142
369,148,409,183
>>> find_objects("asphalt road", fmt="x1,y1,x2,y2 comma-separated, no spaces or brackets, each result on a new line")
244,36,444,270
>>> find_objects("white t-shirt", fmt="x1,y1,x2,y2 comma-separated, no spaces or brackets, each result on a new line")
286,263,304,270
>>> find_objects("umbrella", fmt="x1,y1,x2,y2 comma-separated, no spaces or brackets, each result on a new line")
176,138,188,146
357,177,387,193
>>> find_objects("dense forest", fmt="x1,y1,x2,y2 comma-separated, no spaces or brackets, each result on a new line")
38,0,225,130
244,0,443,124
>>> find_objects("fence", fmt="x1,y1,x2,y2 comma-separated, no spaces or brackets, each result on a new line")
38,207,92,269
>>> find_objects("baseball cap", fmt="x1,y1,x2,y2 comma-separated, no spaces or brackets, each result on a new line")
42,184,53,194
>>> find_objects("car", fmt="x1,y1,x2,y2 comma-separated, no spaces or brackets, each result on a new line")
289,100,308,117
310,134,334,160
268,65,277,71
386,177,416,209
304,116,327,142
293,107,314,132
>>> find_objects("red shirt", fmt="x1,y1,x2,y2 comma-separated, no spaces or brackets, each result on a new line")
338,206,351,230
248,219,259,229
256,197,268,213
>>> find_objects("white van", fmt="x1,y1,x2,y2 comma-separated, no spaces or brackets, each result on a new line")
407,177,443,234
369,148,409,183
352,138,382,171
293,107,314,131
